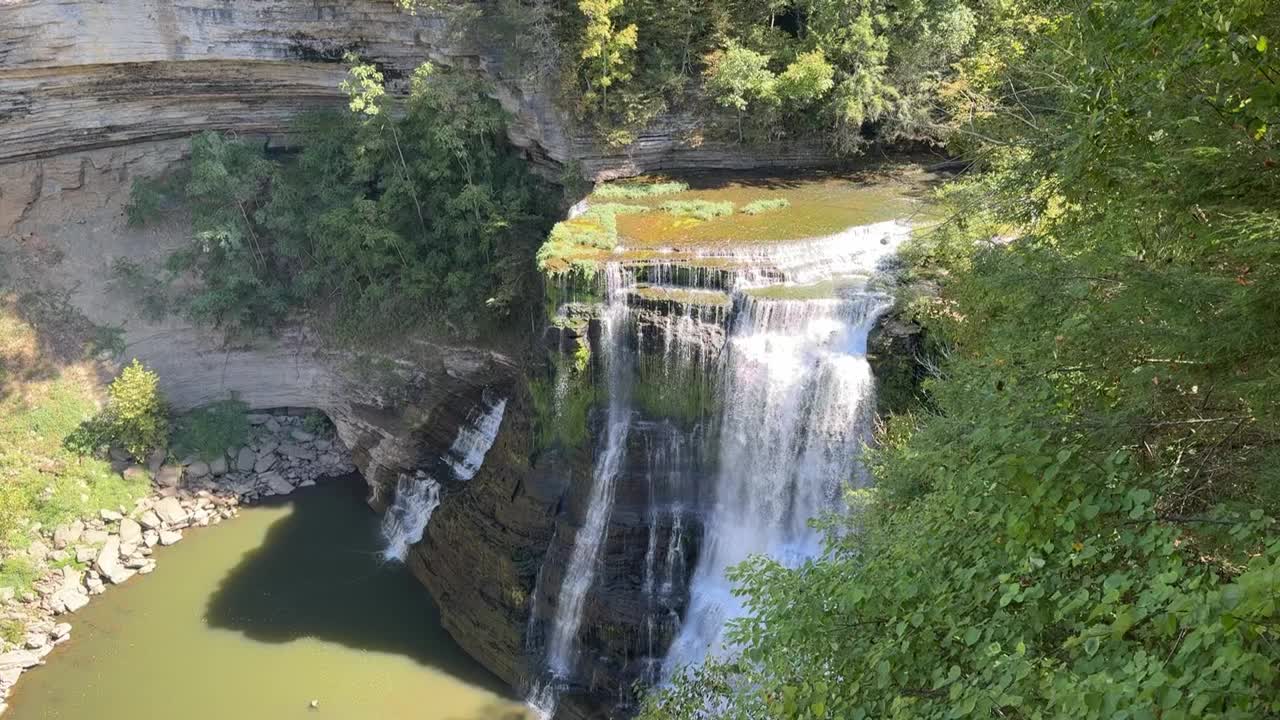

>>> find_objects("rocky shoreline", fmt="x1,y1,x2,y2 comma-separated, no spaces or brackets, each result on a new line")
0,410,355,715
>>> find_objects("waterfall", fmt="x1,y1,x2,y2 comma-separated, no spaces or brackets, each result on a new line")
529,264,634,717
662,291,889,673
445,396,508,481
380,473,442,563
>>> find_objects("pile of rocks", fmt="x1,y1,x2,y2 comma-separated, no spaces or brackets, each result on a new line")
0,410,354,714
157,413,355,503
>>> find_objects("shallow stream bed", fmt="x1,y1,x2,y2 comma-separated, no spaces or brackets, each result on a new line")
6,476,526,720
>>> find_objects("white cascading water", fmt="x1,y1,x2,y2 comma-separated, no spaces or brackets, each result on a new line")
445,396,508,481
380,473,442,563
529,264,634,718
662,221,905,677
380,395,506,561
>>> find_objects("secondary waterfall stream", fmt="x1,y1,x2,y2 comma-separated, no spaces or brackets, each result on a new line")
380,395,507,562
527,214,913,716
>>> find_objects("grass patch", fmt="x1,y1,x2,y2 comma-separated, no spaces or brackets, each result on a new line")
172,398,249,460
740,197,791,215
1,298,153,551
658,200,735,221
0,618,24,645
0,557,38,595
592,181,688,200
537,203,651,275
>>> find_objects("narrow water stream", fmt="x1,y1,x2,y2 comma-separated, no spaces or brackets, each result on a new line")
6,476,527,720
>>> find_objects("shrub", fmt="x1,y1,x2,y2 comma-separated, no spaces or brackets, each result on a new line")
72,360,169,461
658,200,735,221
740,198,790,215
0,556,38,595
0,618,23,645
172,398,248,460
302,411,332,437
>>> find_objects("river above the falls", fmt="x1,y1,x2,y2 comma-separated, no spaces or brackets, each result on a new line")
5,476,527,720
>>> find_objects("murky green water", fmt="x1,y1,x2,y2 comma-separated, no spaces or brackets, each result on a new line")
6,477,528,720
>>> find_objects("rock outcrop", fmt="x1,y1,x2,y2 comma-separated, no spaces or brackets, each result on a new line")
0,0,829,186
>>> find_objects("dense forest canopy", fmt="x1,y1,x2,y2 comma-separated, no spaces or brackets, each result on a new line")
405,0,985,150
639,0,1280,718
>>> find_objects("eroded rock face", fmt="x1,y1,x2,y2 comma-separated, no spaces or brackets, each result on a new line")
0,0,830,185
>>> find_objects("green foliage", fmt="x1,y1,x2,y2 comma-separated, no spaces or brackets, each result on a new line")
593,181,689,200
0,618,24,645
644,1,1280,717
128,59,556,340
108,258,173,323
538,203,651,275
528,361,599,451
705,41,777,113
88,360,169,461
633,355,716,427
739,198,790,215
658,200,734,220
124,172,185,227
0,557,37,595
172,398,249,461
1,307,149,551
302,411,332,437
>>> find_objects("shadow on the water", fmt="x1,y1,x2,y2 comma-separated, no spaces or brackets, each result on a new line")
204,474,514,699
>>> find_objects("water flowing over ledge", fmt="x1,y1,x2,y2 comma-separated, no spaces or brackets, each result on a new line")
381,394,508,562
525,213,912,717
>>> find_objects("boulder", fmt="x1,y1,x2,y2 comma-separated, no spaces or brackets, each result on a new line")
253,453,277,473
51,520,84,550
155,464,183,488
187,461,210,478
24,540,50,563
50,584,89,614
278,444,315,461
236,447,256,472
260,472,295,496
121,464,150,483
82,528,109,545
153,497,189,527
146,448,167,476
208,455,228,476
74,546,95,564
290,429,315,442
0,651,40,672
119,517,143,548
158,530,182,546
246,413,271,425
0,587,14,603
142,530,158,548
94,537,132,584
99,509,123,522
138,510,162,530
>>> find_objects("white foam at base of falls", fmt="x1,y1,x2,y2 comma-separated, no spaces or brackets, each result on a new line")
380,473,442,563
445,397,508,481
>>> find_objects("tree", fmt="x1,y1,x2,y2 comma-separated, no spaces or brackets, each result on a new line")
578,0,640,116
776,49,836,108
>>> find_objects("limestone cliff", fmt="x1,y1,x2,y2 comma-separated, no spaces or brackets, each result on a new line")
0,0,828,185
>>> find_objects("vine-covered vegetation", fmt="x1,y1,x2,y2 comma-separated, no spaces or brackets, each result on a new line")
643,0,1280,718
128,60,556,340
